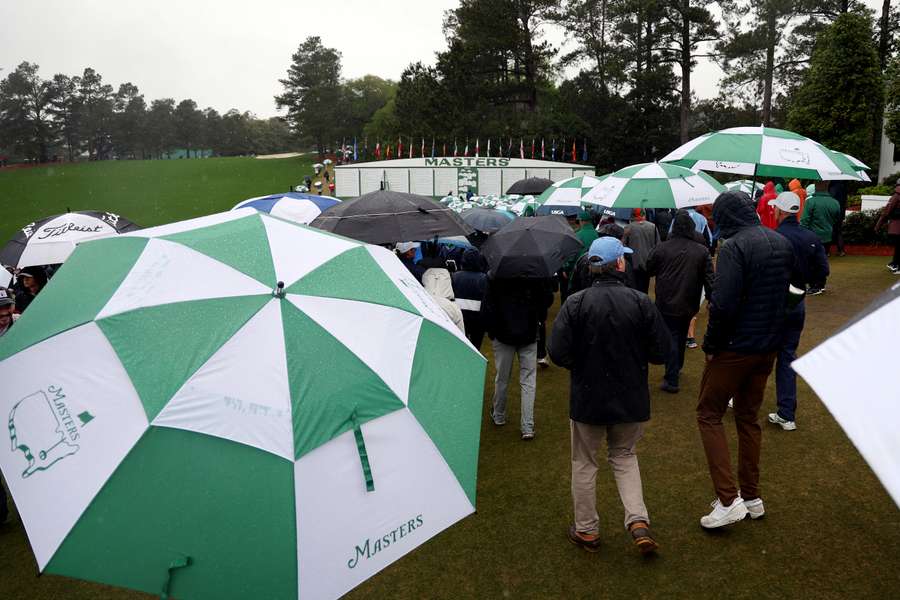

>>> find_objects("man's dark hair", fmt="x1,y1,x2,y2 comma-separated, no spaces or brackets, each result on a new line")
588,259,619,275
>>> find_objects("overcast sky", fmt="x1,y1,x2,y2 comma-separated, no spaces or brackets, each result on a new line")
1,0,887,119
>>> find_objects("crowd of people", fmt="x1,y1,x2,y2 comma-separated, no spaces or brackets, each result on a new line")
389,177,888,555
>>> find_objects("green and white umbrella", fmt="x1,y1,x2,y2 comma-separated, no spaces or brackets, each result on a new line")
0,209,485,600
535,174,608,208
724,179,765,195
819,147,872,182
660,125,863,180
581,163,724,209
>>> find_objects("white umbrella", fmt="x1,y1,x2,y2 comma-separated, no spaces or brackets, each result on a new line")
793,281,900,509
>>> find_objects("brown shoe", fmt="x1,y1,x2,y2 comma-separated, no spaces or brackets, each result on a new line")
628,521,659,555
567,525,601,553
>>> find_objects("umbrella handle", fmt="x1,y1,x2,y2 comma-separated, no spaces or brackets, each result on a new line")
351,411,375,493
160,555,192,600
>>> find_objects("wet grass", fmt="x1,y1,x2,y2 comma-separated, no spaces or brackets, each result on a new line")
0,162,898,600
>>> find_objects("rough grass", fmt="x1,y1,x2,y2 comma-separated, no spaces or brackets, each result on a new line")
0,159,898,598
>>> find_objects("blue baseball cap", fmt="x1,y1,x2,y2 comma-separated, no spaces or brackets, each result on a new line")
588,236,633,265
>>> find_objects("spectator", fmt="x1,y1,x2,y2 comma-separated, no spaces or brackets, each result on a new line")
875,184,900,273
756,182,778,229
649,208,674,242
647,210,714,393
15,267,47,313
789,179,807,215
696,190,794,529
0,292,17,337
549,236,669,555
828,180,848,256
800,181,841,293
481,276,554,440
622,209,660,293
451,249,488,349
422,268,465,335
395,242,426,282
570,222,635,293
768,192,829,431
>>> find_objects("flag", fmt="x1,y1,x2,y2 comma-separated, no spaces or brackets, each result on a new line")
561,138,566,162
486,138,491,157
475,138,480,158
582,139,588,162
421,137,425,158
363,137,368,160
397,136,403,159
453,139,458,157
442,141,447,156
531,138,535,159
519,138,524,159
507,138,513,158
541,138,545,159
353,137,358,161
386,144,392,159
409,137,413,159
571,139,577,162
551,139,556,161
374,142,381,160
464,139,469,157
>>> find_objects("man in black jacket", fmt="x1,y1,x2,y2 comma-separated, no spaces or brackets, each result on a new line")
768,192,829,431
696,191,794,530
481,276,554,440
647,210,714,393
550,237,670,554
451,249,488,350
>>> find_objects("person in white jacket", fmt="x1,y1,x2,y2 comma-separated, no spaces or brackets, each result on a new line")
421,268,466,335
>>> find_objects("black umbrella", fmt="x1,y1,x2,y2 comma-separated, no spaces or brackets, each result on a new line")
481,216,583,278
309,190,474,244
460,208,515,233
506,177,554,195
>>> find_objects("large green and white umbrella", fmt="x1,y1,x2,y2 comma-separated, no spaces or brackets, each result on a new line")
724,179,765,195
535,174,607,207
581,163,724,209
660,125,863,180
0,209,485,600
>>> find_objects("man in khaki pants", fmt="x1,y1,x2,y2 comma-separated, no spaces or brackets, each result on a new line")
550,237,670,554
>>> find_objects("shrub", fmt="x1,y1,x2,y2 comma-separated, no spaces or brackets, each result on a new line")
842,208,890,244
881,171,900,187
858,184,893,196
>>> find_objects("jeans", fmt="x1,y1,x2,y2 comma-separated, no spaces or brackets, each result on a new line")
696,351,777,505
775,303,805,422
662,313,692,386
491,339,537,434
571,420,649,533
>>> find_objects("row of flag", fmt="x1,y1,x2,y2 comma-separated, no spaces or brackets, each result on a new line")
336,137,589,162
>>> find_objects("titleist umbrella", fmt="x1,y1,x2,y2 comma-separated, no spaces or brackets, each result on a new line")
505,177,554,196
310,190,473,244
1,211,140,269
480,216,583,278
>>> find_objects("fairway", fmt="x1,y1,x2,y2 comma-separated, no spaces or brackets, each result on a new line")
1,160,899,599
0,157,315,245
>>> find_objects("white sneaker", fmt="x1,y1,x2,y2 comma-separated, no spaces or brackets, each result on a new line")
727,398,733,409
768,413,797,431
743,497,765,520
700,497,748,529
537,357,550,368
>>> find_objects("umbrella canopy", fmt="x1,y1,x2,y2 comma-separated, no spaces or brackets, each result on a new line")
232,192,340,225
724,179,765,195
535,175,607,216
582,163,725,209
309,190,473,244
817,146,872,181
505,177,554,195
0,208,485,600
0,211,140,269
480,216,583,278
660,125,863,180
792,281,900,509
460,207,515,233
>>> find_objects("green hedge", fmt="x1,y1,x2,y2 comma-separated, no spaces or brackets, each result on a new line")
842,208,891,244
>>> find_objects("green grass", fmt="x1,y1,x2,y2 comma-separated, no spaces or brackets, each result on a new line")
0,156,315,244
1,159,899,598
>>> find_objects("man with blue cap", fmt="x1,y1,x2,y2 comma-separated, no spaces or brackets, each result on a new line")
549,236,670,555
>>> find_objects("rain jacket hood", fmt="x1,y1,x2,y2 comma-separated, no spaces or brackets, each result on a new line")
422,268,455,301
671,210,697,240
460,248,482,272
713,191,760,239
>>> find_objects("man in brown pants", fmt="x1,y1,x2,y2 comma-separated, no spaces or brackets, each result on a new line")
550,237,670,553
697,191,794,529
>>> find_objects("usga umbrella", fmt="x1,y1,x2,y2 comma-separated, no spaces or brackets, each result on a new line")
582,163,724,209
232,191,340,225
792,281,900,510
0,211,140,269
535,175,607,217
660,125,863,180
0,208,485,600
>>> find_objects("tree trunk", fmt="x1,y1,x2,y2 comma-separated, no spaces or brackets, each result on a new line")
879,0,891,71
519,6,538,112
762,12,776,125
680,0,692,143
